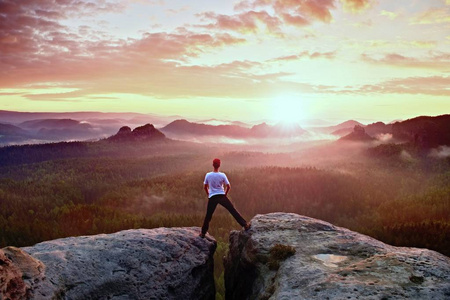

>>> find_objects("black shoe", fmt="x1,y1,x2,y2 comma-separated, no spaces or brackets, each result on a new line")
244,222,251,231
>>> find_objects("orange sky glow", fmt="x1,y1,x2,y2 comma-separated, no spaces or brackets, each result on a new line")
0,0,449,123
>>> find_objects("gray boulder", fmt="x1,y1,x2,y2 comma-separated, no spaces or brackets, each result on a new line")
224,213,450,300
1,227,216,300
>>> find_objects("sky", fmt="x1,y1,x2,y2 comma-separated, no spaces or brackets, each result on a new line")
0,0,449,124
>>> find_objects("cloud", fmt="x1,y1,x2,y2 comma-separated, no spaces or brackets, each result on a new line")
209,0,378,35
198,10,282,34
410,7,450,24
270,51,336,62
235,0,336,23
126,31,245,60
349,76,450,96
376,133,392,142
380,10,398,20
0,6,246,90
165,6,190,15
1,0,446,105
340,0,373,13
0,0,128,85
429,146,450,158
0,92,24,96
307,75,450,97
361,52,450,70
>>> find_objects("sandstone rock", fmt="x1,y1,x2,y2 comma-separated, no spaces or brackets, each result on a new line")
339,125,374,142
1,227,216,300
108,124,165,141
0,248,29,299
224,213,450,300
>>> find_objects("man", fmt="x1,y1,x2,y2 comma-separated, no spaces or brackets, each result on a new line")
200,158,250,238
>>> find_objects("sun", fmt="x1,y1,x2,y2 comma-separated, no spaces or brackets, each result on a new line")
271,95,306,125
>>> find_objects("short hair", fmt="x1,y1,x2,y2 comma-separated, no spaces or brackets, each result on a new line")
213,158,221,168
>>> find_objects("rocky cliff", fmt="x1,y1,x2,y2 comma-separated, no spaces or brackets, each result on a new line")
224,213,450,300
108,124,165,141
0,227,216,300
339,125,375,142
2,215,449,300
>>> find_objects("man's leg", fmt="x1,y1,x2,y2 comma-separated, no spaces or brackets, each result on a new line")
201,196,219,235
218,195,247,227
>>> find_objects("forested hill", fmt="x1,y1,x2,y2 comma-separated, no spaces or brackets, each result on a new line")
0,124,175,167
392,114,450,148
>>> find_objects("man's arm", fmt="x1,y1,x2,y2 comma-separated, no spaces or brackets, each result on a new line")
204,184,209,197
224,183,230,196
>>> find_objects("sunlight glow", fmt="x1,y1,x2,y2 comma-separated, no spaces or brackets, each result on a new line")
271,95,306,124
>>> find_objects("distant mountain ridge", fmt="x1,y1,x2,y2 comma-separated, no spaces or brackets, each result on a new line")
1,112,448,148
0,123,28,136
338,114,450,148
392,114,450,148
310,120,364,135
0,123,168,167
19,119,87,129
160,119,306,138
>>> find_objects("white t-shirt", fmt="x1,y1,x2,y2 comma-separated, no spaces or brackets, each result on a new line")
204,172,230,198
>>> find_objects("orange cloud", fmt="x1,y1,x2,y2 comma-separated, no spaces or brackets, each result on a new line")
198,10,282,34
361,52,450,70
234,0,335,26
340,0,373,13
227,0,377,33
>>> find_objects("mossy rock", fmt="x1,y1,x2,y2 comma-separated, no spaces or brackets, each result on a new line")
267,244,296,270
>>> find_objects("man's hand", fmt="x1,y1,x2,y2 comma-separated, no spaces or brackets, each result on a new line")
204,184,209,197
224,184,231,197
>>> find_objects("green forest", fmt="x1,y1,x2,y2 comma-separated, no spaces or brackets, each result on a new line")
0,140,449,299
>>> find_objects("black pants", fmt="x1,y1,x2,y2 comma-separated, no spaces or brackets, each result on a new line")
201,194,247,235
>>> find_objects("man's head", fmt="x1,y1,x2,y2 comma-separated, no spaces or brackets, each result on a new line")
213,158,221,169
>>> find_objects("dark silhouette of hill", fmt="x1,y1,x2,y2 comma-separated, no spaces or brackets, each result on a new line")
392,114,450,148
339,125,375,142
332,122,392,137
364,122,392,137
18,118,99,141
108,124,166,141
0,123,31,144
0,123,28,136
19,119,85,129
0,124,168,167
161,119,306,138
331,127,353,136
0,110,171,127
366,115,450,159
161,119,247,138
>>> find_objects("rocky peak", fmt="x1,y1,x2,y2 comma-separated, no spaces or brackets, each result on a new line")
224,213,450,300
1,227,216,300
108,123,165,141
132,123,157,135
339,125,375,142
117,125,132,135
